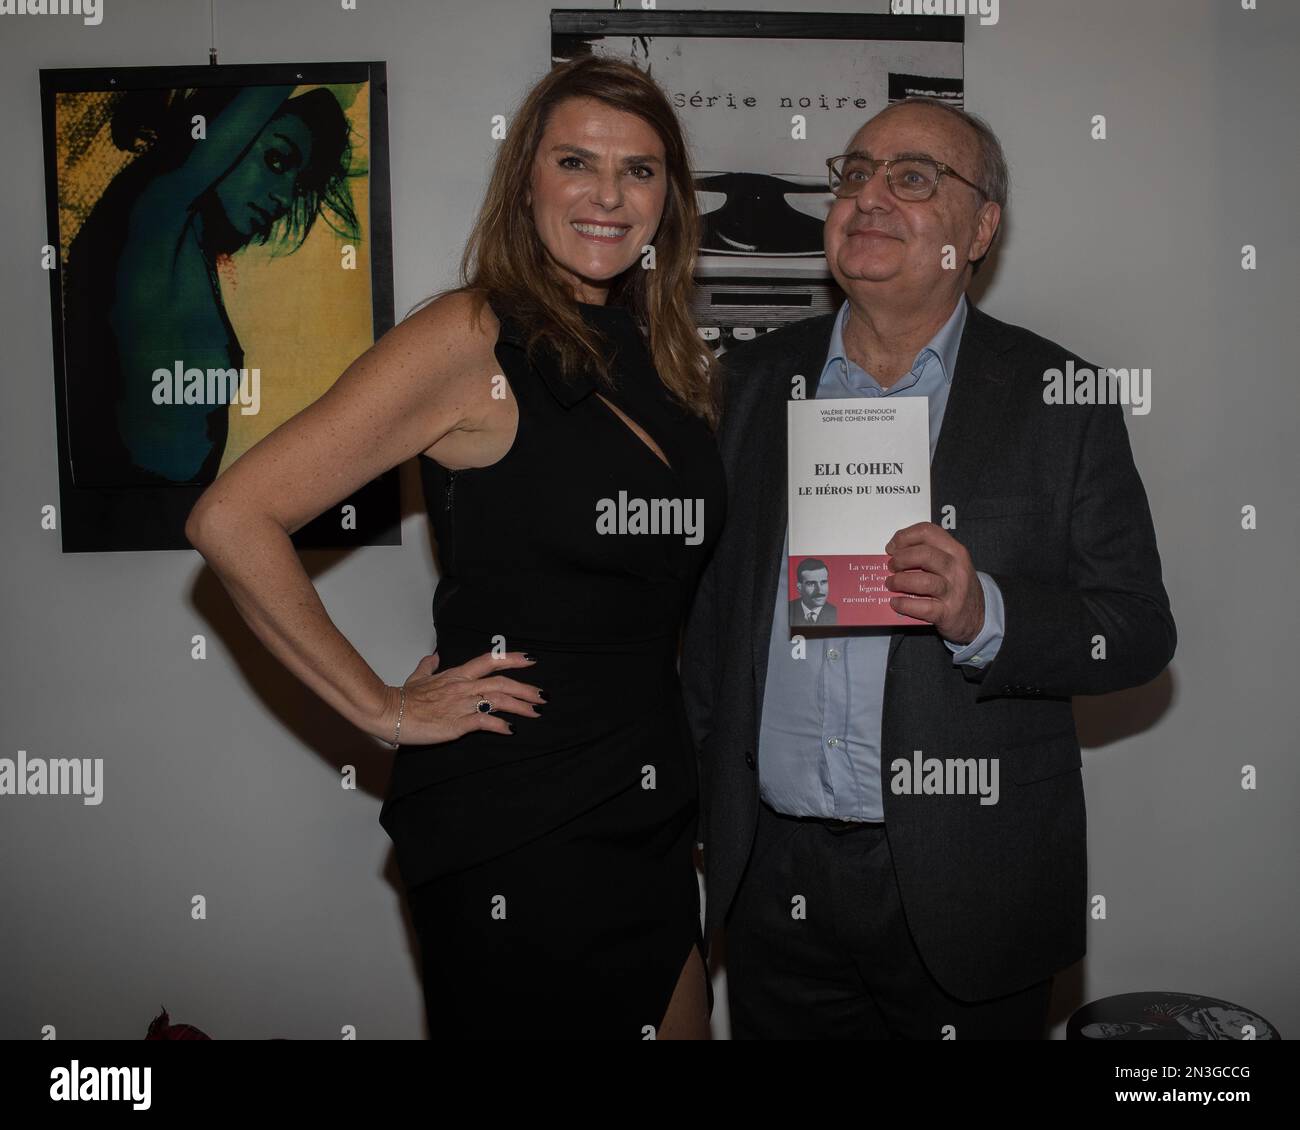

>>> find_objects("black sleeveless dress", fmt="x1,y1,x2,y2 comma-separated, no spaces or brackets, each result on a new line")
378,294,725,1039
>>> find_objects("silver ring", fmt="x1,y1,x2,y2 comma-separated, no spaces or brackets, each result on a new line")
476,698,493,714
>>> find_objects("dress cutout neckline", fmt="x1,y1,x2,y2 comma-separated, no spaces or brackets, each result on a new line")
575,304,670,472
594,392,674,473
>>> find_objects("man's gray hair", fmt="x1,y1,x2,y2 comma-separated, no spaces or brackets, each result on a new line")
882,96,1009,269
890,96,1009,208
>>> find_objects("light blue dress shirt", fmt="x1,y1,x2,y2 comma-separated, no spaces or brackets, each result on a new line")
757,295,1005,821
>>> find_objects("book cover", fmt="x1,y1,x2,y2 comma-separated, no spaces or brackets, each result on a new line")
787,397,932,627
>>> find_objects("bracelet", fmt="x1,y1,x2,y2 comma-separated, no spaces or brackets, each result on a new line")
388,685,405,748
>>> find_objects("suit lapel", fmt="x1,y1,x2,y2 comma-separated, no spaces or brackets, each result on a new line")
886,300,1017,661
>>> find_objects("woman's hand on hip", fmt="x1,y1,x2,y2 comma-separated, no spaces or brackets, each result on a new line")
374,651,543,746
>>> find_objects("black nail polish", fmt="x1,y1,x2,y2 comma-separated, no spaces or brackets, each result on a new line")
522,653,537,661
537,689,548,701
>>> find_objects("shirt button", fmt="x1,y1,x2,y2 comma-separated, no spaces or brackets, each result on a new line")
827,738,841,748
827,648,840,660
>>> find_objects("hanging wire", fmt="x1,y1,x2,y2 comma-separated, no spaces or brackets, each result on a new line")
208,0,218,65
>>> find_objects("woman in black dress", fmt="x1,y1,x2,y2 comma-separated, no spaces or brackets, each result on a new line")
187,56,724,1038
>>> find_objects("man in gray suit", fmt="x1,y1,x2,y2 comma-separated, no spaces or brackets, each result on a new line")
681,98,1175,1039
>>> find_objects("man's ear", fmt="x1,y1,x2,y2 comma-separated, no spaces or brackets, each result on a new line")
969,200,1002,263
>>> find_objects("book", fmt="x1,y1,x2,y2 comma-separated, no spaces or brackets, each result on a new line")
787,397,931,628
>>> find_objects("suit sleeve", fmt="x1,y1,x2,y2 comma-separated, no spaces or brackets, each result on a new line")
681,547,719,754
680,351,742,760
978,399,1176,698
945,570,1005,668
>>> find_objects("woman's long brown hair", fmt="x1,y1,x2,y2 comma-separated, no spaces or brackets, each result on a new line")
416,55,718,429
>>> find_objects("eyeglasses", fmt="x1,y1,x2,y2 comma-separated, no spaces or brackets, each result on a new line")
825,153,986,202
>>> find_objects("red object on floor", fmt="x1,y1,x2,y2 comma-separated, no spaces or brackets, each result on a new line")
145,1007,211,1040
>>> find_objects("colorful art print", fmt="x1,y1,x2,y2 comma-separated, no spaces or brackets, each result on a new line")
40,62,395,552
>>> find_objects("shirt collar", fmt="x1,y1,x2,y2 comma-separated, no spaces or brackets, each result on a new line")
824,294,968,389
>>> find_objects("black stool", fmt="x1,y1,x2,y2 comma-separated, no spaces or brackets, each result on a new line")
1067,991,1279,1040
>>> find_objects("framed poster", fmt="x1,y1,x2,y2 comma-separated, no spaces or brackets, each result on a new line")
39,62,395,552
551,10,963,348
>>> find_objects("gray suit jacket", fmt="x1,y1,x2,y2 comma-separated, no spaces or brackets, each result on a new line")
680,300,1176,1002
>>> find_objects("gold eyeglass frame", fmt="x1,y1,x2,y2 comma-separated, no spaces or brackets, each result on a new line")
825,152,986,201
